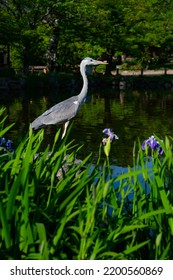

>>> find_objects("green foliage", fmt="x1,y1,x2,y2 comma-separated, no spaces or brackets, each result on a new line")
1,109,173,259
0,7,19,45
1,0,173,71
118,0,173,60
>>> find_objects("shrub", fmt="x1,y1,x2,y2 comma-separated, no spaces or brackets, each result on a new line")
0,109,173,259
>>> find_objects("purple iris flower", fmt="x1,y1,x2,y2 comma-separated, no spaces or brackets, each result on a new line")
0,137,6,146
0,137,14,153
142,135,163,155
102,128,119,142
6,139,14,153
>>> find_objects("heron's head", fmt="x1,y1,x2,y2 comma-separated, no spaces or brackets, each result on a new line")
82,57,108,67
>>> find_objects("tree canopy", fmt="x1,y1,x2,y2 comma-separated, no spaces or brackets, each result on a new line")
1,0,173,72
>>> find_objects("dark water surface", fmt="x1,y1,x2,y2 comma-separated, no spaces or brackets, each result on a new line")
1,87,173,167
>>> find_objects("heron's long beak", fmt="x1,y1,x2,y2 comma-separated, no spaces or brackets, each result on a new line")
95,60,108,65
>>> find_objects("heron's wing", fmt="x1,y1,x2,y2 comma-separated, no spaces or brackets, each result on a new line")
40,96,79,126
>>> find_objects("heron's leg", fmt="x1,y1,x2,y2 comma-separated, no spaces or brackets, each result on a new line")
61,121,69,139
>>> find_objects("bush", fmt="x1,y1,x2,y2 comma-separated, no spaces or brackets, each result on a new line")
0,108,173,260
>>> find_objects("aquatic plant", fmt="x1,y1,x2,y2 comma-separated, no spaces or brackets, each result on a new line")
102,128,119,143
0,109,173,260
0,137,14,153
102,128,118,158
142,135,163,155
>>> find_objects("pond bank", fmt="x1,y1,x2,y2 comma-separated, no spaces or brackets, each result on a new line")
1,71,173,92
117,74,173,90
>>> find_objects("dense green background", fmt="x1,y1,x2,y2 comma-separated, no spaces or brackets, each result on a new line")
1,0,173,72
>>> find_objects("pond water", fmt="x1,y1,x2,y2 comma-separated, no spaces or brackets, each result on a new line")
1,86,173,167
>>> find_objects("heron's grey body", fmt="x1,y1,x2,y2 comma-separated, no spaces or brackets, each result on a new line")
31,95,80,130
31,57,107,136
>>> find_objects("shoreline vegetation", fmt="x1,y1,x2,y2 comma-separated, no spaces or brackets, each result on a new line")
1,108,173,260
1,69,173,92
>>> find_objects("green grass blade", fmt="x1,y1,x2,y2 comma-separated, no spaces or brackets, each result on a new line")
35,223,49,259
123,240,150,255
0,201,11,249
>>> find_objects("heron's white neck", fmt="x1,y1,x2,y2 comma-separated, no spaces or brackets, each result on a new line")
78,62,88,105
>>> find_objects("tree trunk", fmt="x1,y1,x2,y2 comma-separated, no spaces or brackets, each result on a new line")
47,27,59,72
23,46,30,74
105,49,114,76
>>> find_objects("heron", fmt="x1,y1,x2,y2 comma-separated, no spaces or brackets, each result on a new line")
31,57,107,138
